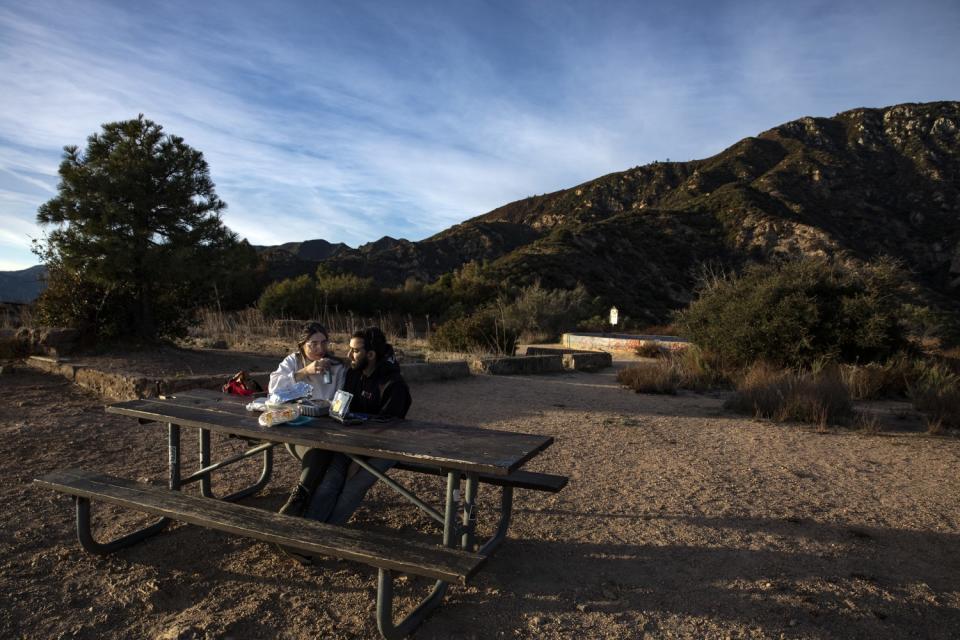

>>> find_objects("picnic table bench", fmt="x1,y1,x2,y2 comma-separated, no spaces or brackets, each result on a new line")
35,388,566,638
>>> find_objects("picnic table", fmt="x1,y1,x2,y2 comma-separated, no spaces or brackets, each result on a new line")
35,388,566,638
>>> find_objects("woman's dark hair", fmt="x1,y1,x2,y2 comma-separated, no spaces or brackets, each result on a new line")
352,326,395,363
297,322,329,352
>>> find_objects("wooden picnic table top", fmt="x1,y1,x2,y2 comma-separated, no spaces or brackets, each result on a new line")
106,389,553,476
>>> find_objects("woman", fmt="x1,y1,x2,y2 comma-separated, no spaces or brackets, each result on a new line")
268,322,345,401
270,322,346,517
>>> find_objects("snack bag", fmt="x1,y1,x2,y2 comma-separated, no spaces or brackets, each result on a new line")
258,405,299,427
245,398,269,412
267,381,313,405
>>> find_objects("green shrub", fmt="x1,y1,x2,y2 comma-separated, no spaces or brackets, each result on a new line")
257,275,321,319
676,257,914,369
428,308,518,355
423,261,498,316
724,362,853,427
499,281,594,342
316,269,381,315
577,315,609,332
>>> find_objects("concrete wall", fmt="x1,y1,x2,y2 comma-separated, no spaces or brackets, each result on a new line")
562,332,689,353
402,361,471,383
562,351,612,371
524,346,612,371
470,354,564,375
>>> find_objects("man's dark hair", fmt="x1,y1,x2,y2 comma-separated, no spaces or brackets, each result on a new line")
352,326,394,362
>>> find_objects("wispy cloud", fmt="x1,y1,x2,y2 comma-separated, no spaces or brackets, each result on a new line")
1,0,958,270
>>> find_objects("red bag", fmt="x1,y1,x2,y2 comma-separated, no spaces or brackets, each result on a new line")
222,371,263,396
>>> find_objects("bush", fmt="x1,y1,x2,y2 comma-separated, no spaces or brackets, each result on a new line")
618,346,730,394
908,362,960,432
635,342,666,358
499,281,594,342
839,355,917,400
316,270,381,315
669,345,732,390
428,308,518,355
676,257,915,369
724,362,853,427
257,275,321,319
639,324,677,336
617,362,679,394
577,315,609,332
422,261,498,316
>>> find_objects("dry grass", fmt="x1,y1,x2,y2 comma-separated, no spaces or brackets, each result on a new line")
853,411,883,434
669,345,732,390
617,361,679,394
908,362,960,432
839,356,917,400
634,342,667,358
725,362,854,428
185,308,431,361
618,346,731,395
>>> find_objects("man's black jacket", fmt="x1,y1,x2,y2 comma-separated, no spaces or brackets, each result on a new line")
343,361,411,418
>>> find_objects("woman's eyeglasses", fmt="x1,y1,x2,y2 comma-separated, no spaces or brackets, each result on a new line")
305,340,328,348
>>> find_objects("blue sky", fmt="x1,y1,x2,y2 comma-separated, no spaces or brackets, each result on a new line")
1,0,958,270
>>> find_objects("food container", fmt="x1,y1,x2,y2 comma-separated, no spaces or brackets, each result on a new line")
297,399,329,417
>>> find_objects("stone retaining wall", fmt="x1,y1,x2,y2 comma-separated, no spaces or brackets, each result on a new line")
25,355,473,401
562,332,689,353
403,361,471,383
470,355,564,375
562,351,612,371
524,346,612,371
24,356,274,401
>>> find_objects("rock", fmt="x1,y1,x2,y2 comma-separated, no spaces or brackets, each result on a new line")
38,328,79,356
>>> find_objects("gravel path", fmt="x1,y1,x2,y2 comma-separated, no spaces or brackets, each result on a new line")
1,363,958,639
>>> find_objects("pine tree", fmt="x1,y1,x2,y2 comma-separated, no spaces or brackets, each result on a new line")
34,115,257,340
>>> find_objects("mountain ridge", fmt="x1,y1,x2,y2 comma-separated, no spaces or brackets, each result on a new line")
5,101,958,321
305,100,959,320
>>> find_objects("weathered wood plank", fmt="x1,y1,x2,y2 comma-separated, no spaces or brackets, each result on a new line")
107,398,552,476
392,462,569,493
35,469,483,583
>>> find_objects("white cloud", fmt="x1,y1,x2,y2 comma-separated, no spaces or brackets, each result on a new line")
1,0,959,273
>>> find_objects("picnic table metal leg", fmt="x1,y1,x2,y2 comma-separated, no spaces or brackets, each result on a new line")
168,423,181,490
461,472,478,551
375,470,459,639
73,422,183,554
477,485,513,556
75,497,169,555
196,428,274,501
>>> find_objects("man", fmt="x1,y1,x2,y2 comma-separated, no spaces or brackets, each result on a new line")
343,326,412,419
293,328,411,531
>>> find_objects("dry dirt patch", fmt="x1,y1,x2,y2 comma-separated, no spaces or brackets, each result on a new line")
1,363,958,639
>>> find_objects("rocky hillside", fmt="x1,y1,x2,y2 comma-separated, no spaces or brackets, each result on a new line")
310,101,960,320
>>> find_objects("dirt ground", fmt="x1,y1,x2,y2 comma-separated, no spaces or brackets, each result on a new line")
1,359,959,640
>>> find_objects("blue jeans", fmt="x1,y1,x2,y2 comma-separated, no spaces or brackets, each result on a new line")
325,457,396,525
288,445,395,524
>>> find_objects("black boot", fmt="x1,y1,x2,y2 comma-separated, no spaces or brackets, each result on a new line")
277,483,315,564
279,482,312,517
